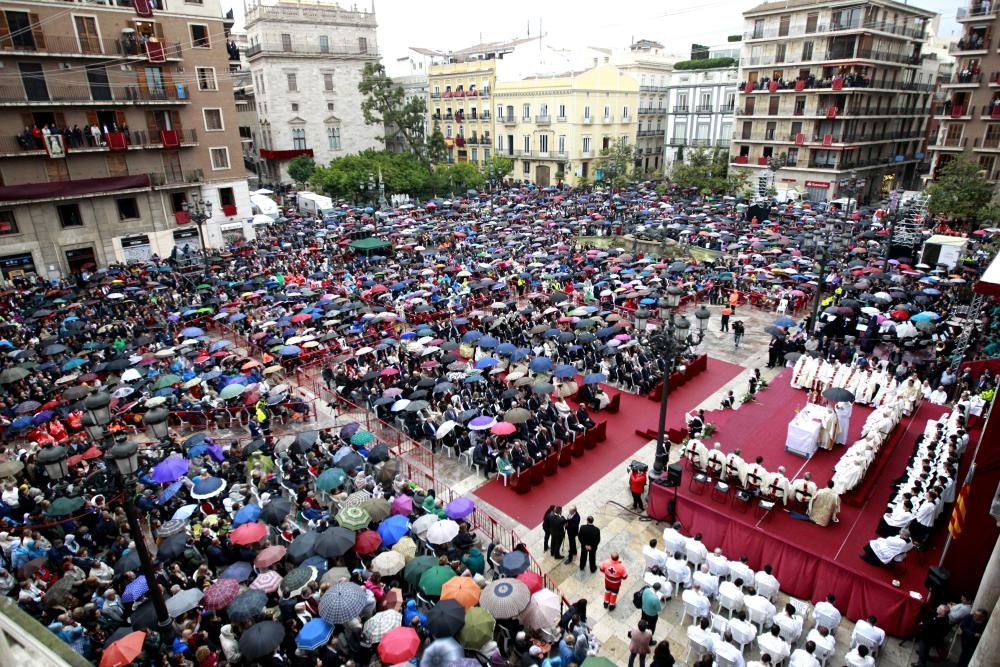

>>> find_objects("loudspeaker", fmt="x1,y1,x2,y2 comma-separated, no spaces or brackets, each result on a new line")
664,463,683,488
925,566,950,591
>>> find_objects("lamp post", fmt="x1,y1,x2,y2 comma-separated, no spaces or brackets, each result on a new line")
803,223,847,335
644,288,709,473
767,154,787,200
181,195,213,273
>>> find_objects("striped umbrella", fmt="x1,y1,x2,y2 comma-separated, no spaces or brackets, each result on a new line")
335,506,371,531
479,578,531,619
318,582,367,625
202,579,240,611
250,570,282,593
362,609,402,644
156,519,187,538
343,490,372,508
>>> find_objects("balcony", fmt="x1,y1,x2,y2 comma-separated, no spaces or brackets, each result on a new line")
721,103,735,113
0,84,190,107
0,129,199,157
0,34,182,60
930,135,969,150
479,137,491,145
690,139,713,147
501,115,517,125
734,155,749,164
245,41,377,59
556,115,567,122
669,137,687,146
695,104,714,112
150,169,204,187
638,107,662,115
535,115,551,125
673,105,690,113
717,139,731,147
933,104,976,118
601,115,615,123
977,136,1000,150
581,150,594,158
943,71,984,87
745,18,925,41
582,116,593,124
638,129,661,137
951,35,991,55
640,85,669,92
430,92,442,99
958,3,998,22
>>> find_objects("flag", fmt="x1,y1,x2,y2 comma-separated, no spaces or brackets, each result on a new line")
948,463,975,540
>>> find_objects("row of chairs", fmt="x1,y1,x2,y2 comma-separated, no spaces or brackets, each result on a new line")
505,421,607,493
688,468,785,522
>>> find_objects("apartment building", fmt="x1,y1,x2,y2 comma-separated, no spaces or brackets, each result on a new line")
927,1,1000,183
731,0,935,203
493,64,639,186
244,0,380,184
613,40,675,175
428,59,498,166
0,0,251,278
664,63,739,170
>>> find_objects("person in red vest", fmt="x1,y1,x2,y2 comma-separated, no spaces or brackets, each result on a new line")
629,465,648,511
599,552,628,611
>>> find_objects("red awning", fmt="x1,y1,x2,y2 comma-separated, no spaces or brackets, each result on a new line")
0,175,150,203
259,148,314,161
133,0,154,17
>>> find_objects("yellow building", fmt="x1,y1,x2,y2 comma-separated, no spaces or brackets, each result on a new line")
427,60,497,165
493,64,639,186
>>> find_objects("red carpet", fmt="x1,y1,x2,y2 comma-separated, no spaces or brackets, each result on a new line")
473,358,744,528
667,372,967,636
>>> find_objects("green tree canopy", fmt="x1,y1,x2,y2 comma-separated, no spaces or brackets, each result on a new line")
286,156,316,186
927,158,996,222
358,63,435,168
669,147,747,195
481,155,514,184
310,150,432,200
596,143,634,187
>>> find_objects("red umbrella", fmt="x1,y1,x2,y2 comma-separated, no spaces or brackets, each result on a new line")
202,578,240,610
890,310,910,320
377,626,420,664
290,313,312,323
255,545,287,568
490,422,517,436
516,570,543,593
354,529,383,555
100,630,146,667
231,522,268,545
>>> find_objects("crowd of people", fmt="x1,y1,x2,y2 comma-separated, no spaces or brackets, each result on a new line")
0,181,994,667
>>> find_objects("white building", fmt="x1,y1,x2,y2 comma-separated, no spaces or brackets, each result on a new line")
613,40,677,175
664,61,739,170
245,0,382,184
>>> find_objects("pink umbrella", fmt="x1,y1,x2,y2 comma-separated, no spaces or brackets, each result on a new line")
516,570,543,593
391,495,413,516
254,545,287,568
250,570,282,593
380,368,400,377
490,421,517,436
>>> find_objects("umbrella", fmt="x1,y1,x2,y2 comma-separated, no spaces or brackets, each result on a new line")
503,407,531,424
336,506,371,531
233,504,262,526
480,578,532,619
411,513,440,537
220,561,254,582
231,522,268,545
441,575,481,610
254,545,287,568
190,476,226,499
371,550,406,576
228,589,268,622
100,630,146,667
281,565,318,597
378,626,420,664
459,606,495,648
391,495,413,516
360,497,391,523
319,582,368,625
404,555,438,586
238,621,285,661
316,527,357,558
260,497,292,525
392,536,418,562
500,550,530,576
377,514,411,546
250,570,283,593
288,532,318,563
166,588,204,618
426,519,460,545
122,576,149,603
156,519,187,538
296,618,334,651
516,570,543,593
822,387,855,403
446,497,475,520
419,564,457,596
47,496,85,516
202,578,241,610
354,529,383,555
426,598,467,638
420,637,465,666
316,467,348,491
519,588,561,630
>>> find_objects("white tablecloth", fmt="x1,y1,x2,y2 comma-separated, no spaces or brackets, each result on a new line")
786,403,834,458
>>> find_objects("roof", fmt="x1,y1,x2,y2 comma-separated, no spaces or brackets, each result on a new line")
348,237,392,250
452,35,540,58
745,0,935,18
925,235,968,247
410,47,447,57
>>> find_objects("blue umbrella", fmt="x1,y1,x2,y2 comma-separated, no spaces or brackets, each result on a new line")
529,357,553,373
553,364,577,379
461,331,482,344
172,504,198,521
158,481,184,505
584,373,608,385
234,504,262,526
180,327,204,338
377,515,410,547
296,618,334,650
496,343,517,355
61,358,86,371
278,345,302,356
463,374,485,384
911,311,940,322
220,561,254,582
774,317,796,328
474,357,498,369
922,288,941,296
209,340,234,352
190,476,226,499
150,456,189,484
478,336,499,349
229,313,246,322
301,556,329,574
123,576,149,603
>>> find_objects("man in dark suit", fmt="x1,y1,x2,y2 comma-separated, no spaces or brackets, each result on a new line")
577,515,601,572
564,506,581,565
549,507,566,558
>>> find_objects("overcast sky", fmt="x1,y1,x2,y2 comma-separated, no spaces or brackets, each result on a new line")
226,0,962,64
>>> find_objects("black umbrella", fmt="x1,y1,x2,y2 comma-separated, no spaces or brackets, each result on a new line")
288,531,318,563
315,527,356,558
227,589,268,622
425,599,466,638
764,325,786,337
367,443,390,463
238,620,285,660
114,551,142,576
334,451,365,473
130,599,159,630
292,430,319,453
260,498,292,525
822,387,855,403
157,533,189,562
243,438,267,457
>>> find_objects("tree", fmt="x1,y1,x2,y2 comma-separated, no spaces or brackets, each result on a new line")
427,123,447,165
358,63,435,168
286,156,316,186
927,158,996,222
310,150,432,200
669,147,747,196
481,155,513,186
596,143,634,187
433,162,485,196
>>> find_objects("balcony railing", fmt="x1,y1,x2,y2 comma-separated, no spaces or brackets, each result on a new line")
556,115,567,122
945,71,984,85
581,150,594,158
582,116,593,124
638,129,661,137
951,35,991,53
958,3,997,20
638,107,662,115
601,115,615,123
673,105,689,113
150,169,204,186
689,138,713,146
745,18,925,41
740,77,934,93
0,34,182,60
695,104,714,112
669,137,686,146
931,135,969,148
245,42,377,58
535,115,551,125
501,115,517,125
0,128,198,155
0,84,190,105
640,85,669,92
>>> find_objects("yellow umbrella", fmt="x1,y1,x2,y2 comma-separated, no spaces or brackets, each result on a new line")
392,537,417,562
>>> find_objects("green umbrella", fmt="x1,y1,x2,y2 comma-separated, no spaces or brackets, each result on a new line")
418,565,456,596
316,468,347,491
0,367,29,384
350,431,375,446
335,506,371,531
280,565,318,597
152,374,182,390
403,555,438,587
582,658,616,667
219,384,245,400
360,498,391,523
196,307,213,314
47,496,85,517
458,607,495,648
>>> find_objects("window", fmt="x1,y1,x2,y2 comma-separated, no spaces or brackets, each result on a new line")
523,135,531,153
622,105,629,119
203,108,224,131
358,37,368,53
57,203,83,228
74,16,102,54
677,93,688,109
319,35,329,53
218,187,235,207
327,103,335,111
209,147,231,170
446,125,452,138
291,103,298,112
0,211,18,236
558,134,565,153
584,105,591,119
539,134,548,153
323,73,334,92
603,105,610,119
539,104,548,117
281,34,292,51
522,160,530,174
483,148,490,160
582,135,592,153
802,42,814,61
558,104,566,118
287,73,297,92
522,103,530,120
471,148,478,162
327,126,341,150
292,128,307,150
196,67,217,91
701,93,711,108
190,24,209,48
116,197,140,220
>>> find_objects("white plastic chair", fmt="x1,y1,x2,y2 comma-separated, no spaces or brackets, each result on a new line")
747,605,772,634
683,635,714,664
715,650,741,667
851,633,882,665
813,607,841,633
680,600,704,628
718,589,744,618
711,612,729,637
813,641,833,666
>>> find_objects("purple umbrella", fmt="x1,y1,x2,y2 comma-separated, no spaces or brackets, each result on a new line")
391,495,413,516
221,561,253,582
340,422,360,439
150,456,190,483
445,497,475,520
205,444,225,462
32,410,55,425
468,416,496,431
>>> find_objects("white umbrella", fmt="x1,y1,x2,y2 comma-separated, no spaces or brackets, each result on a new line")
518,589,561,630
371,551,406,576
435,420,457,439
411,514,439,538
391,399,411,412
426,519,460,545
121,368,142,383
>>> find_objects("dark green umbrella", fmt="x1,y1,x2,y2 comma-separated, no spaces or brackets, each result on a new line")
315,527,356,558
47,496,85,517
227,589,268,622
151,374,182,390
458,607,495,648
419,565,457,597
403,555,439,587
238,621,285,660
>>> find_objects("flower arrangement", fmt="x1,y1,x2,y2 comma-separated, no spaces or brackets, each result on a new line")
702,422,717,437
759,378,769,391
981,388,995,403
741,391,756,404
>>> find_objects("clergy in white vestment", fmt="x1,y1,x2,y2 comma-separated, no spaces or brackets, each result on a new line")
744,457,768,493
705,443,726,477
899,376,921,414
861,529,913,565
790,473,817,506
684,438,708,469
726,449,748,485
765,466,791,504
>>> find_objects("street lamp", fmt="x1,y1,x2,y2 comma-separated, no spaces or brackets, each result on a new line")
645,292,709,473
804,223,848,335
37,445,69,480
181,195,213,273
143,407,170,442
